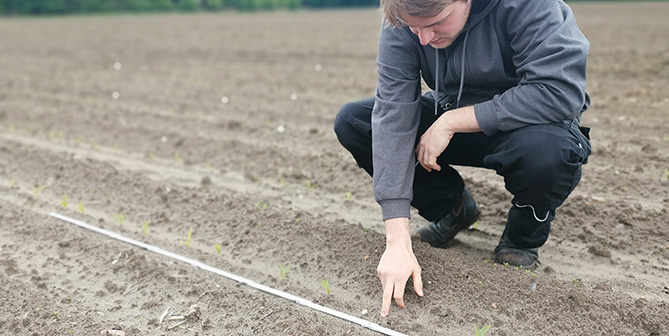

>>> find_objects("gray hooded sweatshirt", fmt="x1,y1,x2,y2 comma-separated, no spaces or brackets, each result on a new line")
372,0,590,220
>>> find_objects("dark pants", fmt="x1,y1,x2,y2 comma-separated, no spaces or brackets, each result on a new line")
334,97,591,249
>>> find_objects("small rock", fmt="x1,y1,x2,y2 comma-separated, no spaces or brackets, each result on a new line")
588,245,612,258
530,283,537,291
491,302,497,309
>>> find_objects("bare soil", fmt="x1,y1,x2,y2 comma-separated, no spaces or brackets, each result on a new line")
1,3,668,335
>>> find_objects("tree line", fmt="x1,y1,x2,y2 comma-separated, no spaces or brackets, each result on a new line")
0,0,380,15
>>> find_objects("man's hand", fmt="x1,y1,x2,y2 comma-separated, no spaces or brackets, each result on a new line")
416,118,454,172
416,106,481,172
377,217,423,317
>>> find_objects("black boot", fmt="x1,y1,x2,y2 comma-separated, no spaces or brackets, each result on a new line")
494,227,539,268
416,189,480,248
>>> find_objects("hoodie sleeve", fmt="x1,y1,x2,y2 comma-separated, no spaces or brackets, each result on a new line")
474,0,590,135
372,24,422,220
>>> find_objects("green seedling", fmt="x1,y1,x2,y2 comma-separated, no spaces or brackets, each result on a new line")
58,131,65,141
322,278,331,296
9,178,16,188
78,201,85,213
114,213,126,226
473,221,479,229
278,178,286,186
90,141,98,150
345,191,352,200
214,244,222,258
279,264,290,280
61,195,68,208
74,138,82,147
474,323,491,336
181,227,193,247
306,180,315,191
256,200,268,210
142,221,150,235
32,186,45,200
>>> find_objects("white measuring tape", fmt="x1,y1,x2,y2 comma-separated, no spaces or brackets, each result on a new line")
49,213,408,336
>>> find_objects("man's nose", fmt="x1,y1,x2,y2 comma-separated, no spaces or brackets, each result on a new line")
416,28,435,46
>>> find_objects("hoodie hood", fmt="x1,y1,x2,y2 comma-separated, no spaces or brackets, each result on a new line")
464,0,498,33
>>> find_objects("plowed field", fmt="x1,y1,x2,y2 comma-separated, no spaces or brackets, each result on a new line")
1,3,668,335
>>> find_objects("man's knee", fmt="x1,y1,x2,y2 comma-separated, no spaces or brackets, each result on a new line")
334,100,373,150
489,127,586,209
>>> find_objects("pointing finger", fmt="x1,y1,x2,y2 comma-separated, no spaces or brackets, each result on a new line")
381,279,394,317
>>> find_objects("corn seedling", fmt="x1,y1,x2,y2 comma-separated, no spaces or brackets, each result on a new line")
473,221,479,229
60,195,68,208
142,221,150,235
214,244,222,258
322,279,331,296
181,227,193,247
345,191,352,200
474,323,491,336
114,213,126,226
9,178,16,188
256,200,268,210
33,186,45,200
306,180,315,192
279,264,290,280
78,201,85,213
278,178,286,186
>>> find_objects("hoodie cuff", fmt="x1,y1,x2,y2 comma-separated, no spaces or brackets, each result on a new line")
379,199,411,221
474,101,500,136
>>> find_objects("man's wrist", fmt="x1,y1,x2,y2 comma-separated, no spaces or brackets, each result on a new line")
384,217,411,247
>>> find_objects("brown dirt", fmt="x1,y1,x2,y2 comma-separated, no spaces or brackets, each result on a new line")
0,3,668,335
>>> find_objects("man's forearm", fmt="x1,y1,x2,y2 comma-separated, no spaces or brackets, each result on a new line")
439,105,481,134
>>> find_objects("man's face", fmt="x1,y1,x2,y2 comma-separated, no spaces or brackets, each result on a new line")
400,0,472,49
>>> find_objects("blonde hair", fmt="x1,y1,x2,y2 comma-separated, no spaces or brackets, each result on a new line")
381,0,464,27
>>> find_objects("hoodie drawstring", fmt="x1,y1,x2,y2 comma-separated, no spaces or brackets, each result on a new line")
433,50,439,116
456,30,470,108
433,29,470,115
